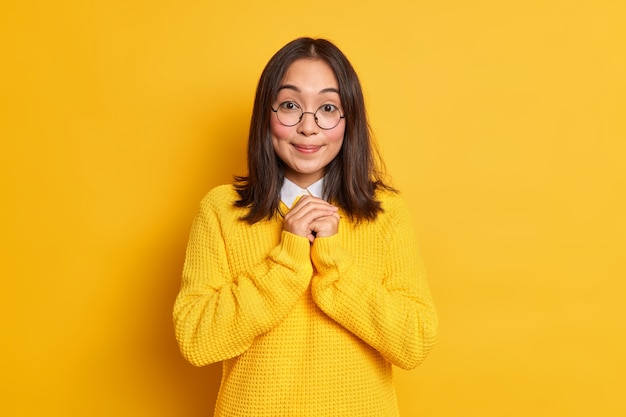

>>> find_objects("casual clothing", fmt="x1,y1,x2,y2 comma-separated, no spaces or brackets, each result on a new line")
279,176,324,208
173,184,438,417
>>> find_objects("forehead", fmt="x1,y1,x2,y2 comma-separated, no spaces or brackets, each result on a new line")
279,59,339,91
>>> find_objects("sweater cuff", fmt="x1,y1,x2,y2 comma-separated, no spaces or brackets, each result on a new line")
271,231,313,273
311,233,352,274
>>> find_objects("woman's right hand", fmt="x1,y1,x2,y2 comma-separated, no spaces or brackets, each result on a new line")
283,196,339,243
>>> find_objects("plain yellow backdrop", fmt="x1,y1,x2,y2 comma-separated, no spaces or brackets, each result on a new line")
1,0,625,416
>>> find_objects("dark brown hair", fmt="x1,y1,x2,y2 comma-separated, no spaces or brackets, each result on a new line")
234,37,394,223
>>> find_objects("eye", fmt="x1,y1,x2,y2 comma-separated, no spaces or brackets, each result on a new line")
319,104,339,113
278,101,301,112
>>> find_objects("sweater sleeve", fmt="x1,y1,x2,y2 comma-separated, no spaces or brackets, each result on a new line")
173,191,313,367
310,196,438,370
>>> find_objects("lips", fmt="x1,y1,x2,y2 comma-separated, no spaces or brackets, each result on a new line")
292,144,322,153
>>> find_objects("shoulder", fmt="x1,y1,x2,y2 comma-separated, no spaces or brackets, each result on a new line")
198,184,242,215
376,188,409,213
373,188,414,228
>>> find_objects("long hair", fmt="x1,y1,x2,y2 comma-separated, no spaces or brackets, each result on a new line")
234,37,394,223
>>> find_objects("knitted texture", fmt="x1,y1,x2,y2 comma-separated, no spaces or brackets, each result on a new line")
173,185,438,417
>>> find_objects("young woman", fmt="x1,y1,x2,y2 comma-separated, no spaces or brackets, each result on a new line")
173,37,438,417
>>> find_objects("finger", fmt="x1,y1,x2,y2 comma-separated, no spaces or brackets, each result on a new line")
286,207,338,229
283,197,339,239
293,195,336,208
309,214,340,238
285,199,337,223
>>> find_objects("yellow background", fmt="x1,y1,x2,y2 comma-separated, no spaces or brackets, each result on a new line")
1,0,625,416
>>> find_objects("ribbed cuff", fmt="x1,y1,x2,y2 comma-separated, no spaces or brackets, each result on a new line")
311,233,350,274
272,231,312,272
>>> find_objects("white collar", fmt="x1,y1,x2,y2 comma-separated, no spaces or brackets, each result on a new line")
280,177,325,209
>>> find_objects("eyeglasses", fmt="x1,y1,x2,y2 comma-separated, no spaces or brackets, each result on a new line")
271,101,345,130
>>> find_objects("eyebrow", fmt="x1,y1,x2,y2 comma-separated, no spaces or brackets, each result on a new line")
277,84,340,95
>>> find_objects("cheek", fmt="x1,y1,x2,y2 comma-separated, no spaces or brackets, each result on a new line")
270,118,292,141
327,125,346,144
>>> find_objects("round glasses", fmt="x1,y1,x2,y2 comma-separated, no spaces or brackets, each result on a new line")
271,101,345,130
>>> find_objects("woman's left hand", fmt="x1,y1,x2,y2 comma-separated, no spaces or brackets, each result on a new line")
284,195,340,243
308,211,340,242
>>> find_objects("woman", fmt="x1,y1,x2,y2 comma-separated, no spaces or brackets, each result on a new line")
173,37,438,417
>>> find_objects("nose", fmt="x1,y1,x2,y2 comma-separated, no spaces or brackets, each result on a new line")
297,111,319,135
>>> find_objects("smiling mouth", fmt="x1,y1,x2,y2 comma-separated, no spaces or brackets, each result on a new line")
292,144,322,153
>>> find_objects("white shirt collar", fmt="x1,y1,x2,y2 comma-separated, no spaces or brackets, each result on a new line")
280,177,325,209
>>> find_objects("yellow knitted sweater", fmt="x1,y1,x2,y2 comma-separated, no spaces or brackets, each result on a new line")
173,184,438,417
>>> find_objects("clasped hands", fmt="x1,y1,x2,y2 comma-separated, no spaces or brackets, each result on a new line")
283,195,340,243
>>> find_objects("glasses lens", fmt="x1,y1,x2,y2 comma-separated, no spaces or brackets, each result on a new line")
276,102,302,126
315,104,342,129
